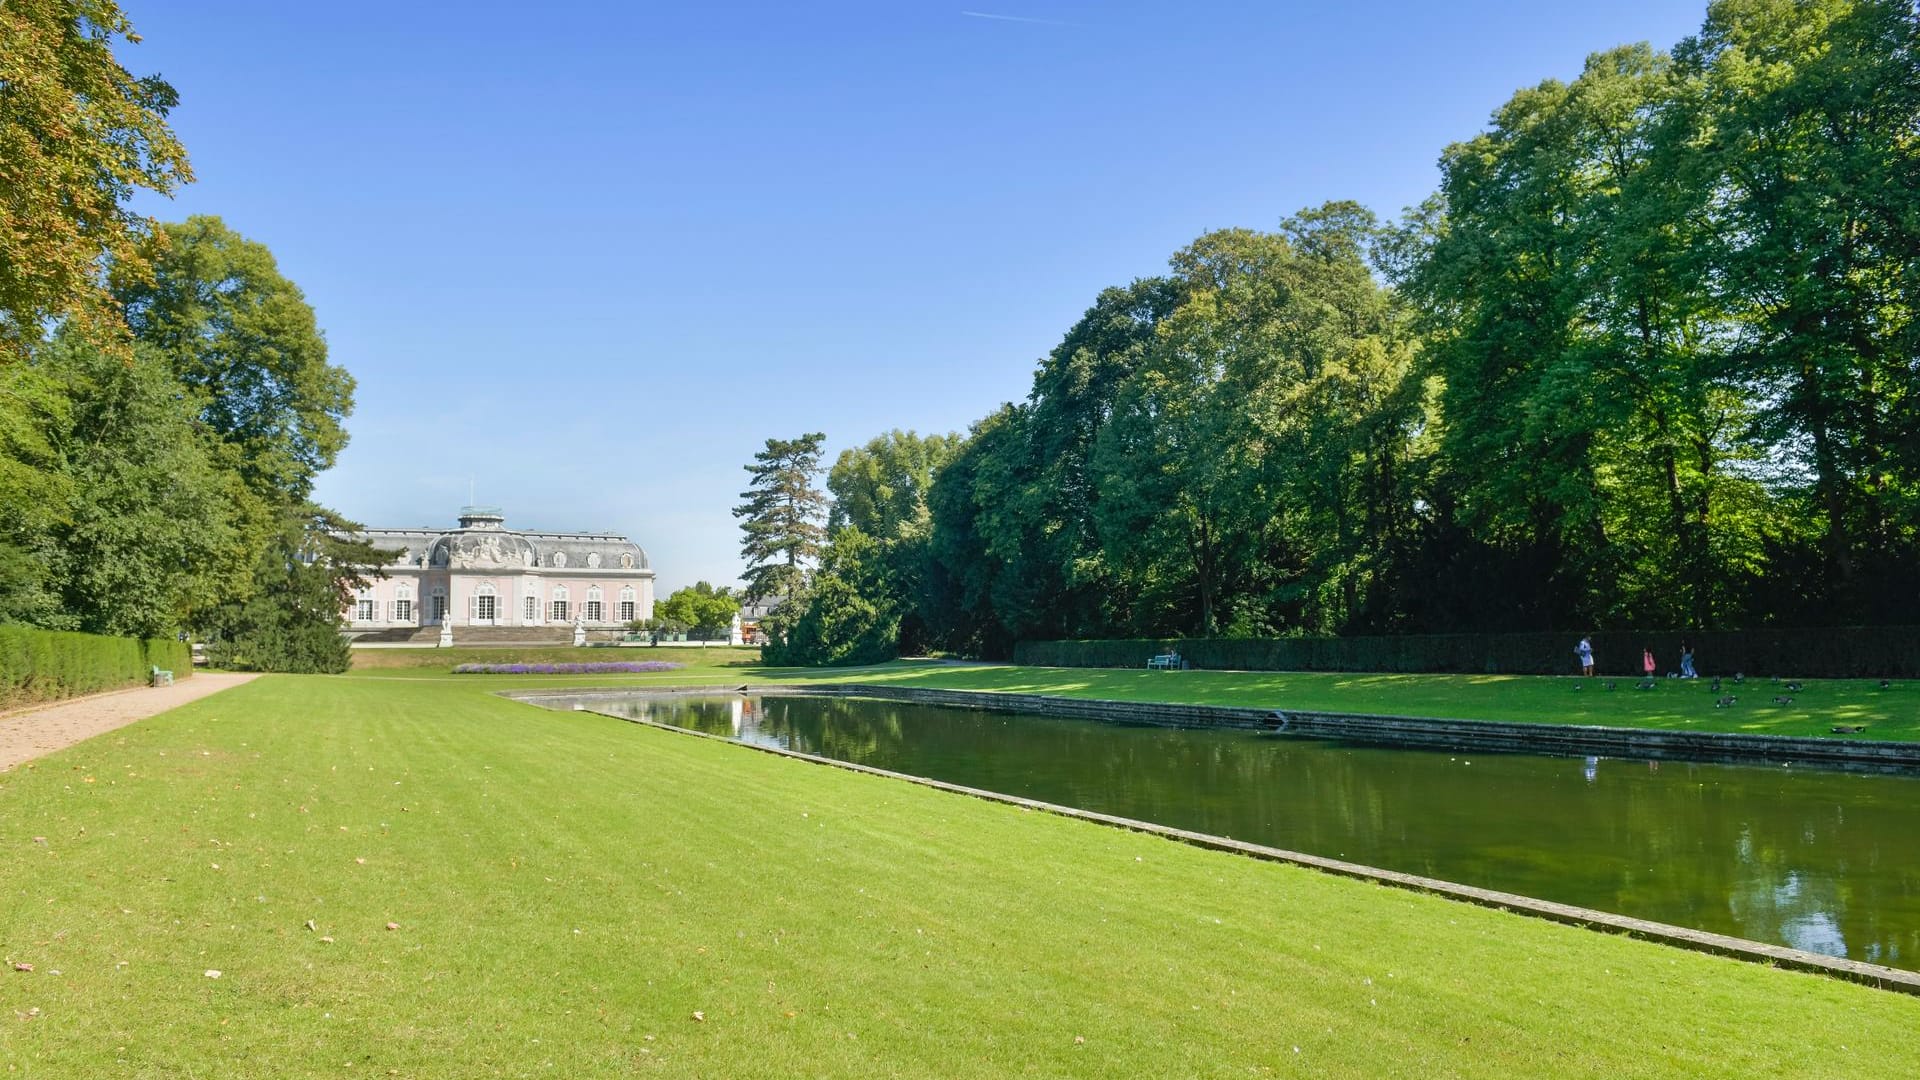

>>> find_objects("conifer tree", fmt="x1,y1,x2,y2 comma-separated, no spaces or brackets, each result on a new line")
733,433,829,611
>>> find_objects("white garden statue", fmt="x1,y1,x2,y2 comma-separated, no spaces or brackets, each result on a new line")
572,614,587,648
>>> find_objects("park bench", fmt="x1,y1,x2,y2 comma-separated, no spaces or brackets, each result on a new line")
1147,653,1184,671
150,665,174,687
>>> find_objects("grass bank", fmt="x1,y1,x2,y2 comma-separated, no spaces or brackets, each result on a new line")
348,645,763,670
347,649,1916,741
0,675,1913,1076
822,664,1920,742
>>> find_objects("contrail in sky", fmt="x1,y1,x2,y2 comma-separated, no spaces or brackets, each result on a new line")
960,11,1070,25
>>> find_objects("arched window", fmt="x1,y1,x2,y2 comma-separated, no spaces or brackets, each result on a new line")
620,552,634,569
472,581,498,622
585,586,604,623
549,585,569,623
618,586,637,623
587,552,601,569
552,551,567,568
393,583,414,624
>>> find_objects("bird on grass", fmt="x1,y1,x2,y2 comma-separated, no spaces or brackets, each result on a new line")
1715,695,1738,708
1710,677,1722,693
1772,695,1794,706
1635,678,1656,691
1784,681,1803,693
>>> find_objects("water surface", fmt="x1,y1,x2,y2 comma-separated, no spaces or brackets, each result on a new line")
541,691,1920,970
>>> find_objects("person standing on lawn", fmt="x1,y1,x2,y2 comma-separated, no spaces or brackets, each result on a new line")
1576,636,1595,677
1680,641,1696,678
1643,647,1657,679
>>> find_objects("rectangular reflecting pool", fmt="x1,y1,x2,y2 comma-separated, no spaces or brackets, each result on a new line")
530,691,1920,971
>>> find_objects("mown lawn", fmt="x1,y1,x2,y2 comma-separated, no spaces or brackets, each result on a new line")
349,651,1920,742
829,664,1915,740
0,675,1914,1077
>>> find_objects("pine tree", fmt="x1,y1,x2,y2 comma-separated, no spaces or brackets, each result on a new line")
733,433,829,611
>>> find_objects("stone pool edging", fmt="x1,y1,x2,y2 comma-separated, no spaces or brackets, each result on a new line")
504,683,1920,995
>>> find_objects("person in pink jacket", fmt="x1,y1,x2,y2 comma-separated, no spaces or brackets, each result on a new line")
1643,647,1656,678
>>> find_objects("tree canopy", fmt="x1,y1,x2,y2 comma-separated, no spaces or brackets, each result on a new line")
654,581,739,638
775,0,1920,664
0,0,191,358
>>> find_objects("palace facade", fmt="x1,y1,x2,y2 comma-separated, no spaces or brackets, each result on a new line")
345,507,655,630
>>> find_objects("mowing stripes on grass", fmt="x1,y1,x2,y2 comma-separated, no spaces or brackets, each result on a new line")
0,675,1911,1077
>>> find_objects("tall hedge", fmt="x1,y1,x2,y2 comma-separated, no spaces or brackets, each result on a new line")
0,626,190,711
1014,628,1920,679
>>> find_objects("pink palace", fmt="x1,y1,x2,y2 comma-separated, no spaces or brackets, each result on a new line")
344,507,656,631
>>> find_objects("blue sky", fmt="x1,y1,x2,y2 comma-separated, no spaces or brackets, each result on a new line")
126,1,1706,592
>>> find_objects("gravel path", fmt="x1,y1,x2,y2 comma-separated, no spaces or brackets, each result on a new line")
0,673,259,771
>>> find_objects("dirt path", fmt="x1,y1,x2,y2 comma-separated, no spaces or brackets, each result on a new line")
0,673,259,772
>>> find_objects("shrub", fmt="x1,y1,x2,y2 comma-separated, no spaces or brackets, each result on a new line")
0,625,190,711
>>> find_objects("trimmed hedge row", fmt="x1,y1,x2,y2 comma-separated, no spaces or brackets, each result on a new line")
1013,627,1920,679
0,626,191,712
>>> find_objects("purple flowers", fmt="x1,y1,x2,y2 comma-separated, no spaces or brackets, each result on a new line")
451,661,685,675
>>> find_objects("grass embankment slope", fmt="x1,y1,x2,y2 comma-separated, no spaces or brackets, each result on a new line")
350,648,1920,742
347,645,763,671
0,676,1913,1077
834,665,1918,741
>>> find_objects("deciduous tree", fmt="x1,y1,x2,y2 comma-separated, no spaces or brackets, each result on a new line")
0,0,190,358
115,216,353,505
655,581,739,639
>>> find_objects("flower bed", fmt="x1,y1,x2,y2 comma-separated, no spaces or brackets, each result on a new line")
451,661,686,675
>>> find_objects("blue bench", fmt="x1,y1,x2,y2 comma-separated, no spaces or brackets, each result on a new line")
1147,653,1182,671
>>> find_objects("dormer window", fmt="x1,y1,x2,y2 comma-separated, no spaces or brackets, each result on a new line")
620,553,634,569
552,552,567,568
587,552,601,569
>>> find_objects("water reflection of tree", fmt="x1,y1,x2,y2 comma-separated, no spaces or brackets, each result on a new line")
569,692,1920,968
